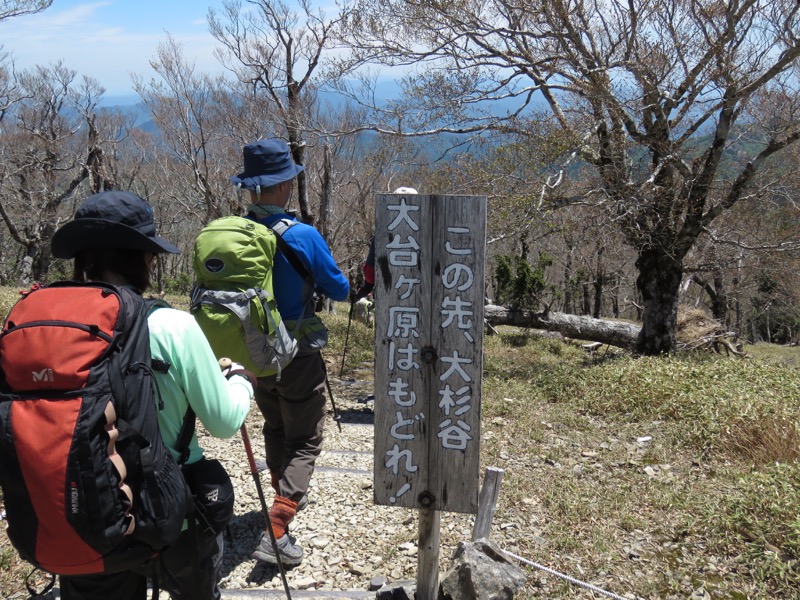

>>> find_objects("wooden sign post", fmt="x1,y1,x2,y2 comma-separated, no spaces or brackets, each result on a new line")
373,193,487,599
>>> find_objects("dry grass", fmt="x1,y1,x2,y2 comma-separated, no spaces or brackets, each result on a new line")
720,415,800,466
677,305,723,343
3,296,800,598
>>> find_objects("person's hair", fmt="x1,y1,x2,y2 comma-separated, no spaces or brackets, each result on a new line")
248,181,284,199
260,182,283,195
73,248,152,292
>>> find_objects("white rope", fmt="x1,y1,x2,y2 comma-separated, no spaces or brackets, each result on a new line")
501,549,631,600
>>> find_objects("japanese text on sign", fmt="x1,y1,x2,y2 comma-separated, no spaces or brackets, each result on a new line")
373,194,486,514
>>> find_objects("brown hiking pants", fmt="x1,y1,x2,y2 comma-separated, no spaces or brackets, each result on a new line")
254,351,327,503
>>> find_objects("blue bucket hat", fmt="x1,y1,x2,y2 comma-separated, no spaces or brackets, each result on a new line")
230,139,305,190
51,191,180,259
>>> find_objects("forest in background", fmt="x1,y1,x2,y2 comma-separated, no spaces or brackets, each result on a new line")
0,0,798,352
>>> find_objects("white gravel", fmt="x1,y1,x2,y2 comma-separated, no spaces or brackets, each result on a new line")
202,371,477,598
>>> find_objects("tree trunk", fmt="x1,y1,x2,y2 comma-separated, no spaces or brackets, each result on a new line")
563,250,573,314
582,282,591,315
154,254,165,294
319,144,332,241
32,219,57,282
766,309,771,343
635,248,682,354
520,231,529,260
593,245,605,318
19,251,34,286
733,275,742,334
712,270,727,324
287,124,312,225
592,275,603,319
484,304,639,350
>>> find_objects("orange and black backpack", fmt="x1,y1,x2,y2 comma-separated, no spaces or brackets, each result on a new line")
0,281,191,576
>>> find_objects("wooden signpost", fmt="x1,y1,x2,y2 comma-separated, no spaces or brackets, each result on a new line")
373,192,487,599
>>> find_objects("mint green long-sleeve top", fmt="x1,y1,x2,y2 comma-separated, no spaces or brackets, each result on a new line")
147,307,252,465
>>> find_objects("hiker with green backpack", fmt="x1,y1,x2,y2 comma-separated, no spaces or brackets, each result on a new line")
8,191,255,600
193,139,348,567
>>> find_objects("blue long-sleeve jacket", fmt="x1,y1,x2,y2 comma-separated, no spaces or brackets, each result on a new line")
257,213,349,321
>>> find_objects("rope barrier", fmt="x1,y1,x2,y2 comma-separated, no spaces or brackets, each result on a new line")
501,549,631,600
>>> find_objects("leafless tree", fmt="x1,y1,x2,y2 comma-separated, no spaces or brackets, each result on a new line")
0,50,26,124
345,0,800,354
0,0,51,21
134,35,237,222
0,63,110,283
208,0,357,225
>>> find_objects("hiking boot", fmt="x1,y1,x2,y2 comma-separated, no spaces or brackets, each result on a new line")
251,532,303,566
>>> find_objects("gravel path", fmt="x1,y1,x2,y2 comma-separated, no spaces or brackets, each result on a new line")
8,358,631,599
203,361,477,599
8,359,492,600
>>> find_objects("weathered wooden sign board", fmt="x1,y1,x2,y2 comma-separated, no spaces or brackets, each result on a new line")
373,193,487,515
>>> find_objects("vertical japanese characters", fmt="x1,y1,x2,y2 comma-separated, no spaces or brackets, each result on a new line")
374,194,486,515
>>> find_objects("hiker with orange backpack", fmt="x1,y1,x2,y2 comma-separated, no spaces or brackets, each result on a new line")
229,139,349,567
1,191,254,600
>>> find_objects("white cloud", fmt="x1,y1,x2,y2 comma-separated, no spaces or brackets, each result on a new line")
0,2,223,96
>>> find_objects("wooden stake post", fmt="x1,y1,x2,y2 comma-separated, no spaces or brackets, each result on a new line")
372,193,487,599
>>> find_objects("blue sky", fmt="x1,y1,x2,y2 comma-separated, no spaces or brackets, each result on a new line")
0,0,227,102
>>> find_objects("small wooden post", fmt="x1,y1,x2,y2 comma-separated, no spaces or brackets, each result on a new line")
471,466,504,541
417,508,441,600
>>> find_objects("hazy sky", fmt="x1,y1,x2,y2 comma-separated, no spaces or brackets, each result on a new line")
0,0,227,101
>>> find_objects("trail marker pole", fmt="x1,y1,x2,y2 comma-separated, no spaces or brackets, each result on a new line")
417,508,441,600
372,193,487,597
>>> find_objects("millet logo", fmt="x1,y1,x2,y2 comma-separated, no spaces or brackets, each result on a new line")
70,483,79,514
32,368,54,382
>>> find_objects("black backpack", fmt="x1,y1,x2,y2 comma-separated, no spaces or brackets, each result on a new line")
0,281,191,576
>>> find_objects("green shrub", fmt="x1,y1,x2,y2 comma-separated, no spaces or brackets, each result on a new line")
494,253,555,310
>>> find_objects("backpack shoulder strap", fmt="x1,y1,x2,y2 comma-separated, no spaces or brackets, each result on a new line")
144,297,172,374
145,297,172,312
270,220,318,323
247,214,314,286
174,407,196,466
270,220,314,286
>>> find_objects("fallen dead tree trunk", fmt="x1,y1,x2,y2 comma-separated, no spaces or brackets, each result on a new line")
484,304,640,350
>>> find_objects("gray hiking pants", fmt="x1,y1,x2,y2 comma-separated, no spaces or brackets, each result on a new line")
254,350,327,503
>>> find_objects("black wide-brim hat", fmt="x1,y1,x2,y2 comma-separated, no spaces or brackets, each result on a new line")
51,191,181,259
230,139,305,190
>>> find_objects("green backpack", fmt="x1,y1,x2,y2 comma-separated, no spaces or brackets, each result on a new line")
190,216,298,379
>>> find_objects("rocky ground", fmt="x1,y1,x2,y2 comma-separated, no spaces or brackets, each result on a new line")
208,359,505,599
4,357,631,600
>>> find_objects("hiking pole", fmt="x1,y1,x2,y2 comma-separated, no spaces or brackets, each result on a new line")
324,373,343,433
240,422,293,600
320,358,342,432
219,358,292,600
339,300,354,377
